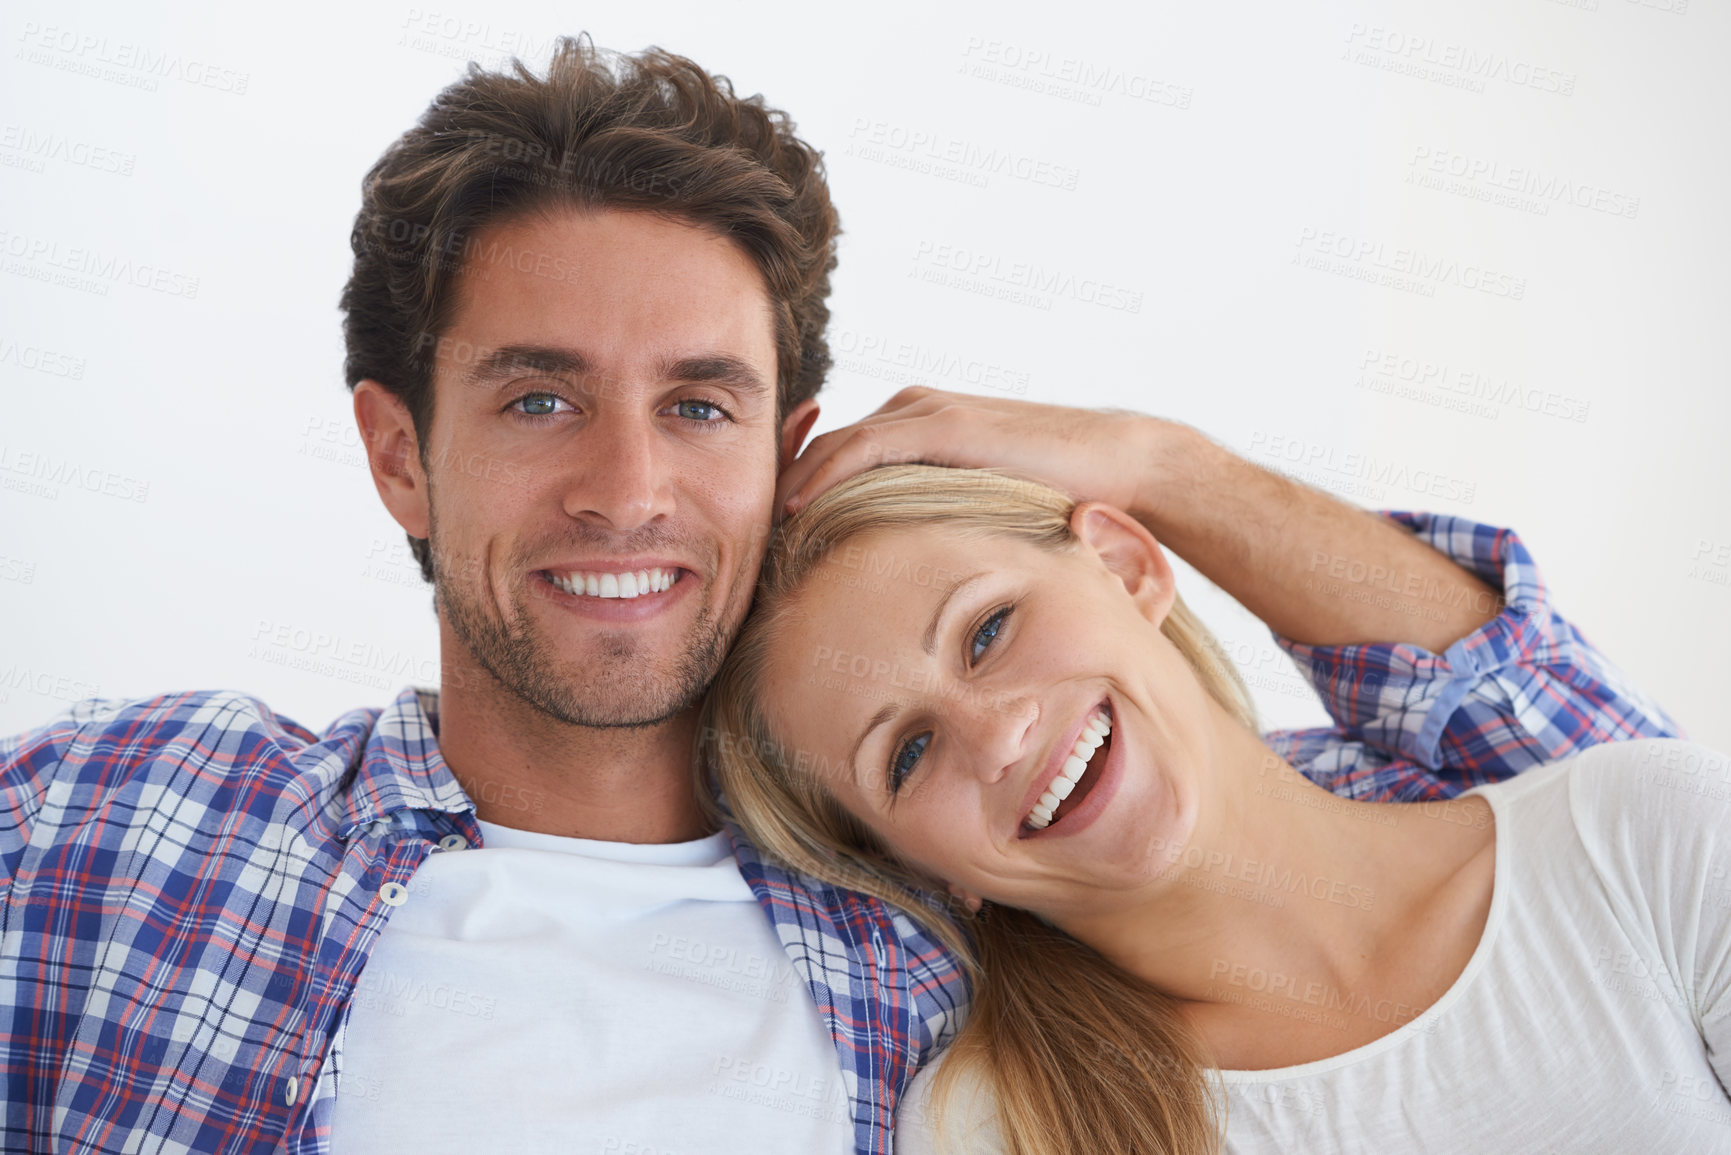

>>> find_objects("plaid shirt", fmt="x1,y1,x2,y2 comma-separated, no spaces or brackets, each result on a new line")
0,513,1678,1154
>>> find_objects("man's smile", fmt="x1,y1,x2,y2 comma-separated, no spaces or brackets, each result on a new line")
532,560,700,622
545,565,683,599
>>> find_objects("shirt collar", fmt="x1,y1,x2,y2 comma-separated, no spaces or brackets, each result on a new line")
336,685,474,837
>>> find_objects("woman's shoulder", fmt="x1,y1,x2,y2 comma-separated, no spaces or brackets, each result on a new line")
1462,739,1731,923
1507,739,1731,909
1547,737,1731,822
1476,737,1729,817
896,1046,1007,1155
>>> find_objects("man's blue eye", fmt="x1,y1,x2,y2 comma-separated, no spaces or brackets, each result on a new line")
676,399,725,421
515,393,563,417
970,607,1011,664
890,732,930,794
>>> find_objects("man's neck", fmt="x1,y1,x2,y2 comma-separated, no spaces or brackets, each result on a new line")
432,661,716,846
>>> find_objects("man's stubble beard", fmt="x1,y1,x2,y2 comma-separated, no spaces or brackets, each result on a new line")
428,502,742,729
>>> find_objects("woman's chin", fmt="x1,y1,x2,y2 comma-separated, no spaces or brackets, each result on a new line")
1079,775,1194,890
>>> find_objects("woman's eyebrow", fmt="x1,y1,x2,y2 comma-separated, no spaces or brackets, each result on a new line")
841,569,990,784
848,702,899,786
922,571,990,655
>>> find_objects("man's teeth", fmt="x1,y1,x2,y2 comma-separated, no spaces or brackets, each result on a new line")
1026,710,1112,830
548,567,678,599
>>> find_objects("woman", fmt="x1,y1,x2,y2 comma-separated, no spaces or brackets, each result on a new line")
699,464,1731,1154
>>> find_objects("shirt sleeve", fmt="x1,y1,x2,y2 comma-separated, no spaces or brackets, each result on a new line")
1265,513,1681,802
895,1050,1007,1155
1656,756,1731,1103
0,703,89,893
1566,741,1731,1102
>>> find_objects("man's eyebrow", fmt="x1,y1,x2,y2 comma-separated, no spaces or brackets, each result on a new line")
455,346,769,399
659,353,771,398
459,344,589,389
848,702,899,791
922,572,991,657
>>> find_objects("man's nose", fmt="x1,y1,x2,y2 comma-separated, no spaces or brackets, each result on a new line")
563,409,676,532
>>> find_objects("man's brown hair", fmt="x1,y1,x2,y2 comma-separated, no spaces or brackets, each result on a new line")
340,33,841,579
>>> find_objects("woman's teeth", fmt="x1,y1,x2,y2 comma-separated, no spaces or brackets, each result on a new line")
548,567,677,599
1025,709,1112,830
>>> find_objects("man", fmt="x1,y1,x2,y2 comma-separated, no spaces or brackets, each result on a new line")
0,34,1678,1155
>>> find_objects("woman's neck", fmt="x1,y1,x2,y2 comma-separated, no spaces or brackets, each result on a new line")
1052,718,1496,1067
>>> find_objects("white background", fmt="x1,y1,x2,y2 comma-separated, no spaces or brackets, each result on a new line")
2,0,1725,749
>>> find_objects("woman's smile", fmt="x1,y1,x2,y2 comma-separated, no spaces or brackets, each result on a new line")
1017,697,1122,839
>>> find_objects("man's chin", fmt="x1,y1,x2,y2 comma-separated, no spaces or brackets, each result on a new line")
551,686,701,730
439,575,732,729
482,653,701,728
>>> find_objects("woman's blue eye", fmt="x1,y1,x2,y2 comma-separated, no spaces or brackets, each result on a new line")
675,399,726,422
970,607,1012,664
890,732,931,794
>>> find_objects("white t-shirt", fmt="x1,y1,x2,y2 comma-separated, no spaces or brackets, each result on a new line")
329,819,856,1154
898,739,1731,1154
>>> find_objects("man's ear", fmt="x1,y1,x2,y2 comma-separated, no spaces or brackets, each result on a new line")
779,398,821,471
353,380,431,541
1069,501,1177,627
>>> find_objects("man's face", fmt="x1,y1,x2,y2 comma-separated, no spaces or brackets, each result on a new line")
416,205,790,727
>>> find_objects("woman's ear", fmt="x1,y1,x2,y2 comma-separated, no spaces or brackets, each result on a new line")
947,883,985,915
1069,501,1177,627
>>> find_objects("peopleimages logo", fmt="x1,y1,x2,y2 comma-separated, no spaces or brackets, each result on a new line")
846,118,1081,191
911,239,1144,313
14,23,250,94
1407,146,1640,220
830,327,1032,396
958,36,1193,110
0,337,85,379
0,123,136,175
1343,23,1577,96
0,443,148,502
1246,431,1478,505
0,230,200,298
1357,348,1591,424
1294,228,1526,301
0,665,100,705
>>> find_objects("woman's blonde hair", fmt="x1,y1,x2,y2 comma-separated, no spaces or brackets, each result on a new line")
699,464,1258,1155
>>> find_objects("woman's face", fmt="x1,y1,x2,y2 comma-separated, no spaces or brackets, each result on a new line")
759,504,1224,924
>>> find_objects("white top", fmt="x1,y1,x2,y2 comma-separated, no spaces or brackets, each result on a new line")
329,819,855,1154
897,739,1731,1154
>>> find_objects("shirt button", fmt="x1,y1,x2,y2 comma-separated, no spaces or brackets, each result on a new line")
438,834,467,851
379,882,409,906
285,1075,299,1106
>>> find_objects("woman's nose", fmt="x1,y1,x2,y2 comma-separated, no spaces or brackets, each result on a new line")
953,693,1037,784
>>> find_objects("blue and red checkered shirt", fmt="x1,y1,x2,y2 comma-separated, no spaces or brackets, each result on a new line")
0,513,1679,1154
